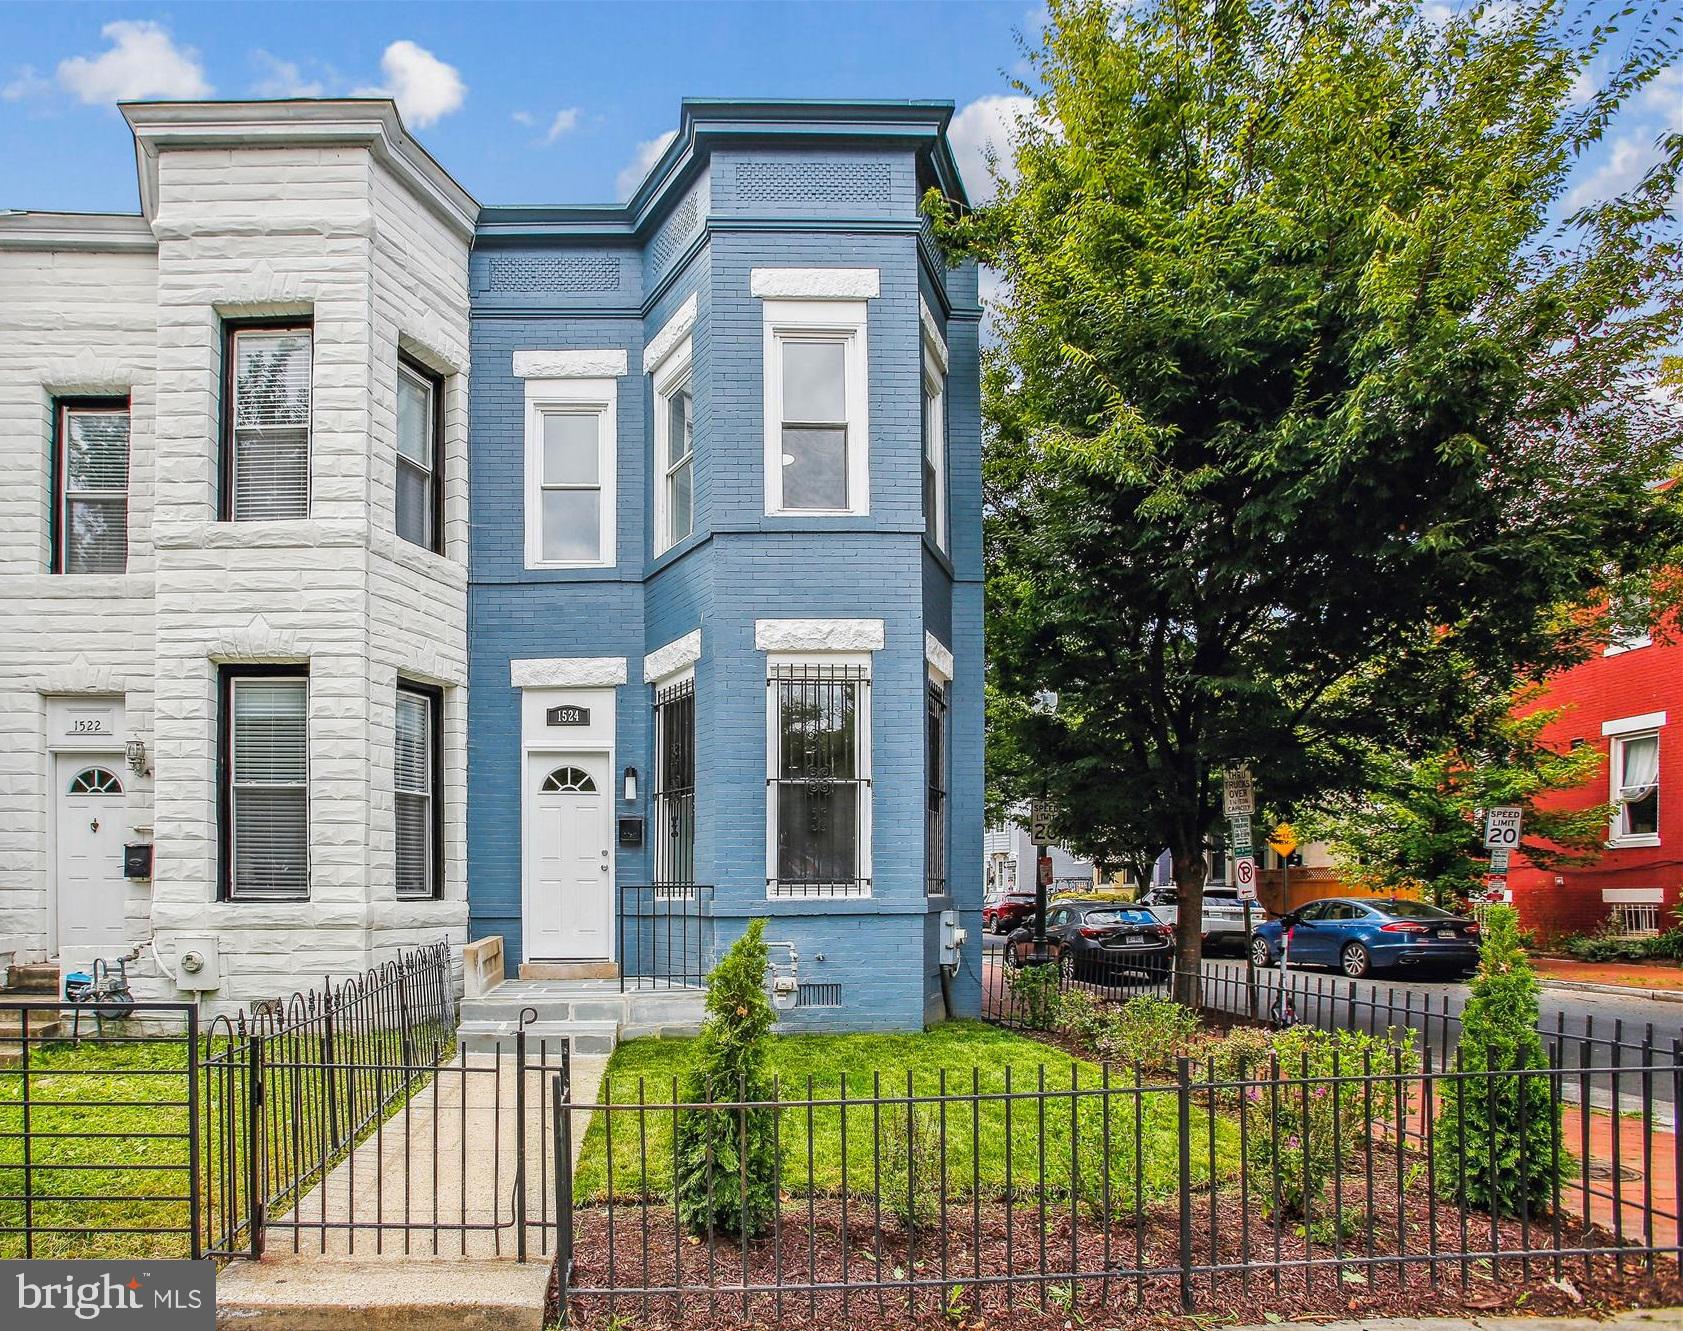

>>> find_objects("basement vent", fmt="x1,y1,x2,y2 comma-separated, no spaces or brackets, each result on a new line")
488,254,622,293
796,983,843,1009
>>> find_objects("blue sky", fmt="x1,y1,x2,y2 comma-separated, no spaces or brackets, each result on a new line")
0,2,1675,216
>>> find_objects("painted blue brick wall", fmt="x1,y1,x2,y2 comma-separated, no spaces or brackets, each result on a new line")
468,108,983,1030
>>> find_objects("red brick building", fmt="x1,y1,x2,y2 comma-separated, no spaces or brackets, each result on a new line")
1508,619,1680,943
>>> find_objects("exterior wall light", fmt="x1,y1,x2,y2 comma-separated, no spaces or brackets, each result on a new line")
125,740,150,776
623,766,638,802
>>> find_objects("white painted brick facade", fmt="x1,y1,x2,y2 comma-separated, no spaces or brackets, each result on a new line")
0,103,476,1010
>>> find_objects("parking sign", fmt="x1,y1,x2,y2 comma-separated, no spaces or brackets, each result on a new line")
1234,855,1258,901
1484,806,1523,850
1228,815,1253,854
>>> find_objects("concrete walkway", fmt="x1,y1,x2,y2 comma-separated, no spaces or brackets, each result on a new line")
216,1051,606,1330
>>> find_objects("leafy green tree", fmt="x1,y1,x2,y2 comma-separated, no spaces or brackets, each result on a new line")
1303,683,1612,906
1435,906,1563,1217
931,0,1683,999
674,919,783,1240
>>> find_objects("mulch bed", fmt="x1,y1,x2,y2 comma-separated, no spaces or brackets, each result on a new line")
548,1168,1683,1330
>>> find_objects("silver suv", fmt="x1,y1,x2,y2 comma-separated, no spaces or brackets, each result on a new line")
1137,885,1250,952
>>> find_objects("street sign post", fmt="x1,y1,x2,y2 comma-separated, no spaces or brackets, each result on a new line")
1223,768,1255,816
1484,806,1523,850
1228,815,1253,855
1027,801,1053,965
1234,855,1258,901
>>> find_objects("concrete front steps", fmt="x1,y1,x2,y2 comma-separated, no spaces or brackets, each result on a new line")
1,961,64,1061
458,979,706,1056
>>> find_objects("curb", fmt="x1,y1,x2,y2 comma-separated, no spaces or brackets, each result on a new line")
1538,977,1683,1004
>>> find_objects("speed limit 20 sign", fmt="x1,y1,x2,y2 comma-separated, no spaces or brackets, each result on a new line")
1484,806,1523,850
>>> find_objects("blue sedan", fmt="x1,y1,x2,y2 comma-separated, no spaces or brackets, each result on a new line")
1249,897,1481,979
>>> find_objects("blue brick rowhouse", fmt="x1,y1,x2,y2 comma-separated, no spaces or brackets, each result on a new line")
466,101,984,1028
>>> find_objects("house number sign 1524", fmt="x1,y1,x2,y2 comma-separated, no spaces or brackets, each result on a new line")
546,705,590,727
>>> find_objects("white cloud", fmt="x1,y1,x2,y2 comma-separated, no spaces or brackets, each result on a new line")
250,51,324,99
1640,64,1682,131
615,128,677,199
2,64,51,102
947,94,1036,202
1566,133,1661,209
511,110,537,127
354,40,464,127
57,20,211,105
544,107,581,144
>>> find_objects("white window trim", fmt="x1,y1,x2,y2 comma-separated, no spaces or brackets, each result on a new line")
642,294,698,375
644,629,702,684
925,630,954,683
922,334,948,553
523,377,617,570
652,338,694,555
1608,728,1661,848
761,298,870,517
1602,711,1666,737
764,649,874,898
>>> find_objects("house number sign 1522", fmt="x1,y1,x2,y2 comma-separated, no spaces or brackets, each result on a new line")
67,716,110,735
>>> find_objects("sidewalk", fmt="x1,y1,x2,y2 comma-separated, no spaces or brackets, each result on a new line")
1533,955,1683,999
1230,1311,1680,1331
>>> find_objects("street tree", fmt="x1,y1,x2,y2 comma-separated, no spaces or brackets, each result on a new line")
931,0,1683,1000
1302,683,1613,908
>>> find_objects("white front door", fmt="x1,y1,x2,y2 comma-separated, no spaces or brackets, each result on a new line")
55,754,129,952
525,752,612,960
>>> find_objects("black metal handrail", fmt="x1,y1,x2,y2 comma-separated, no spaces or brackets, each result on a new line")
617,883,714,992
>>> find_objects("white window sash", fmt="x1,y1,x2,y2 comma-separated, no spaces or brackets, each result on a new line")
652,339,694,555
763,653,873,898
523,378,617,569
922,348,947,553
229,675,309,900
230,328,312,521
761,299,870,517
59,404,131,574
1610,731,1662,844
394,686,435,899
396,361,437,549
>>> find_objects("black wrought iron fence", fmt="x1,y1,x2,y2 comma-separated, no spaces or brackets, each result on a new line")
1,1000,200,1259
550,1046,1683,1329
618,884,715,992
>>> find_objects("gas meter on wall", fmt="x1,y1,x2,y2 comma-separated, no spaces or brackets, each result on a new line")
771,974,798,1011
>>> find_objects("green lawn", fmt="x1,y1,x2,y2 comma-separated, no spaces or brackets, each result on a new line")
571,1020,1240,1205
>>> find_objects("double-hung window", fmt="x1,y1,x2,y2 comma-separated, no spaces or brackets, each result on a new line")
921,314,948,553
395,683,442,899
1611,730,1660,843
767,660,871,897
396,357,443,552
653,675,696,887
653,344,694,553
925,680,948,896
222,668,309,901
224,323,312,521
763,300,869,515
524,381,615,568
54,398,130,574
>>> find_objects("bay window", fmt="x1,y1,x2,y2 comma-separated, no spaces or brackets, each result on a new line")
767,661,871,897
223,323,312,521
395,683,442,899
396,357,443,552
762,299,869,515
221,668,309,900
54,398,130,574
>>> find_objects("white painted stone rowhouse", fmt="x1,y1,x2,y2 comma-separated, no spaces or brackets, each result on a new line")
0,101,476,1007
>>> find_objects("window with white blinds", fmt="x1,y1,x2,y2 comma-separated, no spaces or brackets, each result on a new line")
228,326,311,521
395,685,438,899
57,401,130,574
226,672,309,900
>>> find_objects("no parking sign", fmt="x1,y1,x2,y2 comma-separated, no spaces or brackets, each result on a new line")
1234,855,1258,901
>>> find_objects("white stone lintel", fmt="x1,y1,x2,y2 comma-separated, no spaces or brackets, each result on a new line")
751,268,880,301
510,657,628,689
919,294,948,372
1603,711,1666,737
512,349,629,380
754,619,885,653
644,629,702,683
925,631,955,683
641,294,698,375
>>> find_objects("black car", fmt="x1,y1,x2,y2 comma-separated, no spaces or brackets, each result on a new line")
1004,899,1174,981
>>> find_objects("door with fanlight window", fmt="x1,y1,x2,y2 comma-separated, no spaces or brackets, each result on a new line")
55,755,129,952
524,753,612,960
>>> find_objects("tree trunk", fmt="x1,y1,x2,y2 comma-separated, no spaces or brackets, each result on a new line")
1170,841,1207,1007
